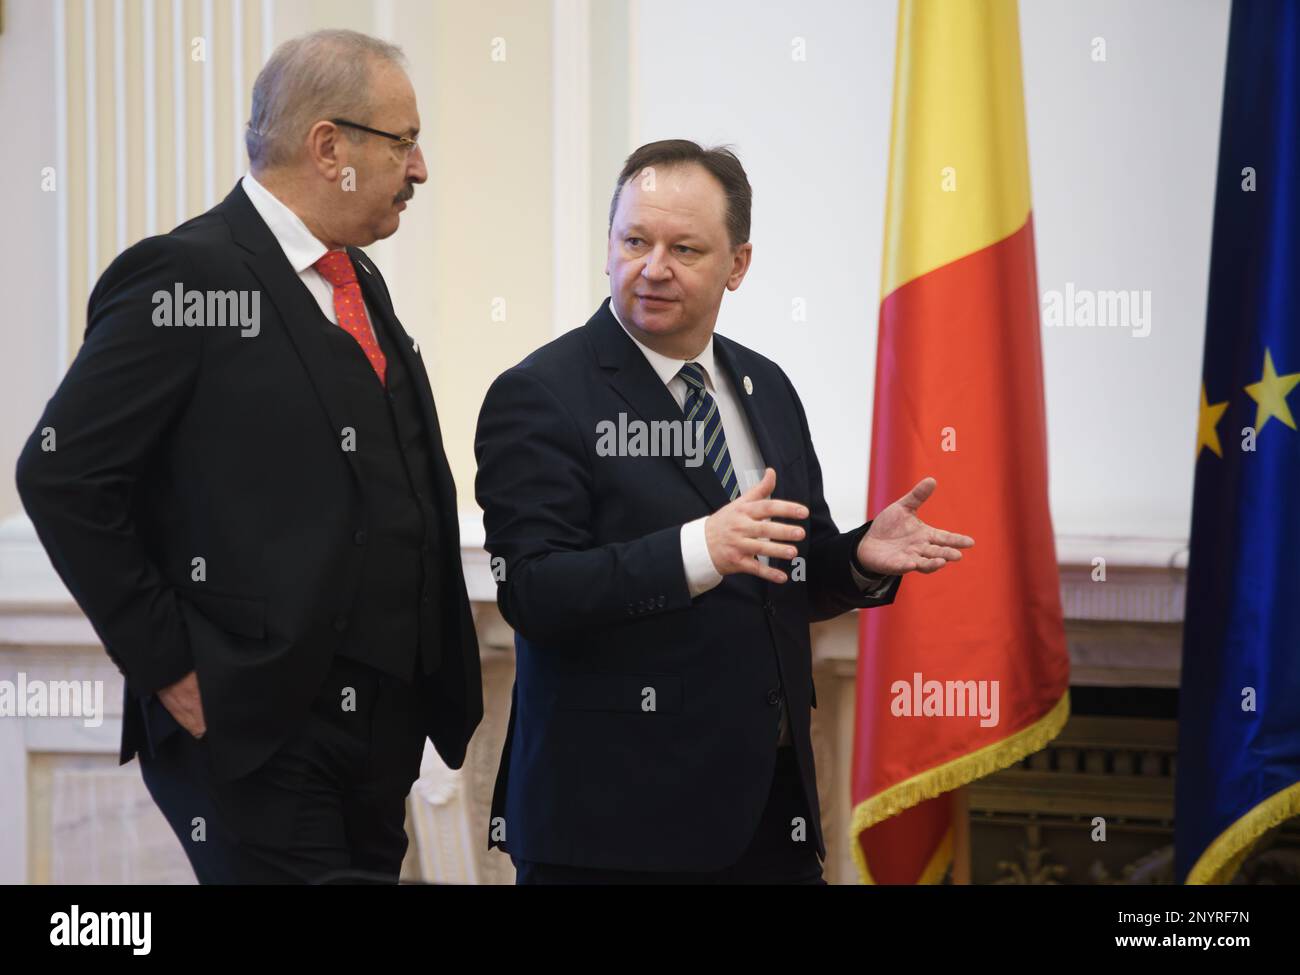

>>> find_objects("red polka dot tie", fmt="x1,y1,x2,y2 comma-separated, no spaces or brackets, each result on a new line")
313,250,387,386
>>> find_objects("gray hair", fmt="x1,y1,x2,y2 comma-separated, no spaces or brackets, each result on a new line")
246,29,407,170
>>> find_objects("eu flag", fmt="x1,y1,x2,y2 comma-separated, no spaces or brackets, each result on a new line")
1177,0,1300,884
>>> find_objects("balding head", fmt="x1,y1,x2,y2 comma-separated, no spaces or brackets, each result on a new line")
243,29,426,250
246,29,406,171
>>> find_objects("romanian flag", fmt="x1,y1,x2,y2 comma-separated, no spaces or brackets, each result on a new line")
850,0,1071,884
1176,0,1300,885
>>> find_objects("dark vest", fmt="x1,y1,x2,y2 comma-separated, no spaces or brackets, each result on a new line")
314,291,443,682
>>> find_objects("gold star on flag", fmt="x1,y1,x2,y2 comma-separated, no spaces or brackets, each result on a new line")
1243,348,1300,434
1197,383,1229,459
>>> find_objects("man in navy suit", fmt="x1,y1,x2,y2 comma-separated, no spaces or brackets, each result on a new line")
475,140,973,883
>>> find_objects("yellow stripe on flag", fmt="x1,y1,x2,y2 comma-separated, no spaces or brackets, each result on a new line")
881,0,1033,298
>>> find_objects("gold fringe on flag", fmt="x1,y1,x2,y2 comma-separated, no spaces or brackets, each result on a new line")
850,690,1070,884
1187,780,1300,884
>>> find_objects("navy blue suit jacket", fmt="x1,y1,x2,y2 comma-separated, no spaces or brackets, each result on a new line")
474,299,900,872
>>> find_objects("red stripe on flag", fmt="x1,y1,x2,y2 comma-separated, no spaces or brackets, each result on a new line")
853,214,1069,884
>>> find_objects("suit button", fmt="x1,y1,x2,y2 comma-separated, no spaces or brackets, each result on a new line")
354,530,367,545
333,616,349,632
657,595,666,608
764,600,776,616
766,688,781,706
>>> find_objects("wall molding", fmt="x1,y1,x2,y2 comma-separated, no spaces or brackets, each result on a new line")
0,512,1188,634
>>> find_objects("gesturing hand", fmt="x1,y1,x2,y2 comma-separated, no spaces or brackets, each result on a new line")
856,477,974,575
704,468,808,584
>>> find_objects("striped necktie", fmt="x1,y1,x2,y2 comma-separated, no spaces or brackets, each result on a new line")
678,362,739,500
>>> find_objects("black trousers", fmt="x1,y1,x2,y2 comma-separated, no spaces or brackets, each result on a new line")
512,744,825,884
139,654,427,884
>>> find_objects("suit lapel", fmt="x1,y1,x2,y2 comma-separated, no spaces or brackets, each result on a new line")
590,301,733,512
712,335,792,497
349,248,461,533
219,182,465,555
219,182,363,487
712,334,799,602
350,247,426,401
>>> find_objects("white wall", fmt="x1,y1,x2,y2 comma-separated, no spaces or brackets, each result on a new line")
630,0,1231,548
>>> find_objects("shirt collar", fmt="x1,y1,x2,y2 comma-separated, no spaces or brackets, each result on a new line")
240,171,333,274
608,298,719,392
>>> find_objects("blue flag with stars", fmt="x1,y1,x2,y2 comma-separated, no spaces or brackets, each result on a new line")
1176,0,1300,884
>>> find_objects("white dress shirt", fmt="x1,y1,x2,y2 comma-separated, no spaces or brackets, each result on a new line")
609,302,762,598
240,171,380,343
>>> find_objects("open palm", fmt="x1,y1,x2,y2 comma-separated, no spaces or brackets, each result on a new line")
856,477,974,575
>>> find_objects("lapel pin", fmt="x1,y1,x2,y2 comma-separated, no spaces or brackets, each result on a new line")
358,261,372,275
743,375,753,395
412,339,420,354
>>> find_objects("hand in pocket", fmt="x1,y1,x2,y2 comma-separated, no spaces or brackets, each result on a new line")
158,670,206,738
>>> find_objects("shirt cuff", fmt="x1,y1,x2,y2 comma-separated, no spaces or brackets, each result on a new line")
681,517,724,598
849,557,895,597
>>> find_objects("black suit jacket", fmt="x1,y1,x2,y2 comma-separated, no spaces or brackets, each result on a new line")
474,299,900,872
16,182,482,782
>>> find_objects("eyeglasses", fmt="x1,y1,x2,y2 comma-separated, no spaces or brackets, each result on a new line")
330,118,420,156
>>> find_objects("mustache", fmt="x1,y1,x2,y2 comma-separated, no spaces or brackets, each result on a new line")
394,184,415,204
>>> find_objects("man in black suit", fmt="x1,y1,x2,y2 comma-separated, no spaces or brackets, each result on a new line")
475,140,974,884
15,30,481,884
